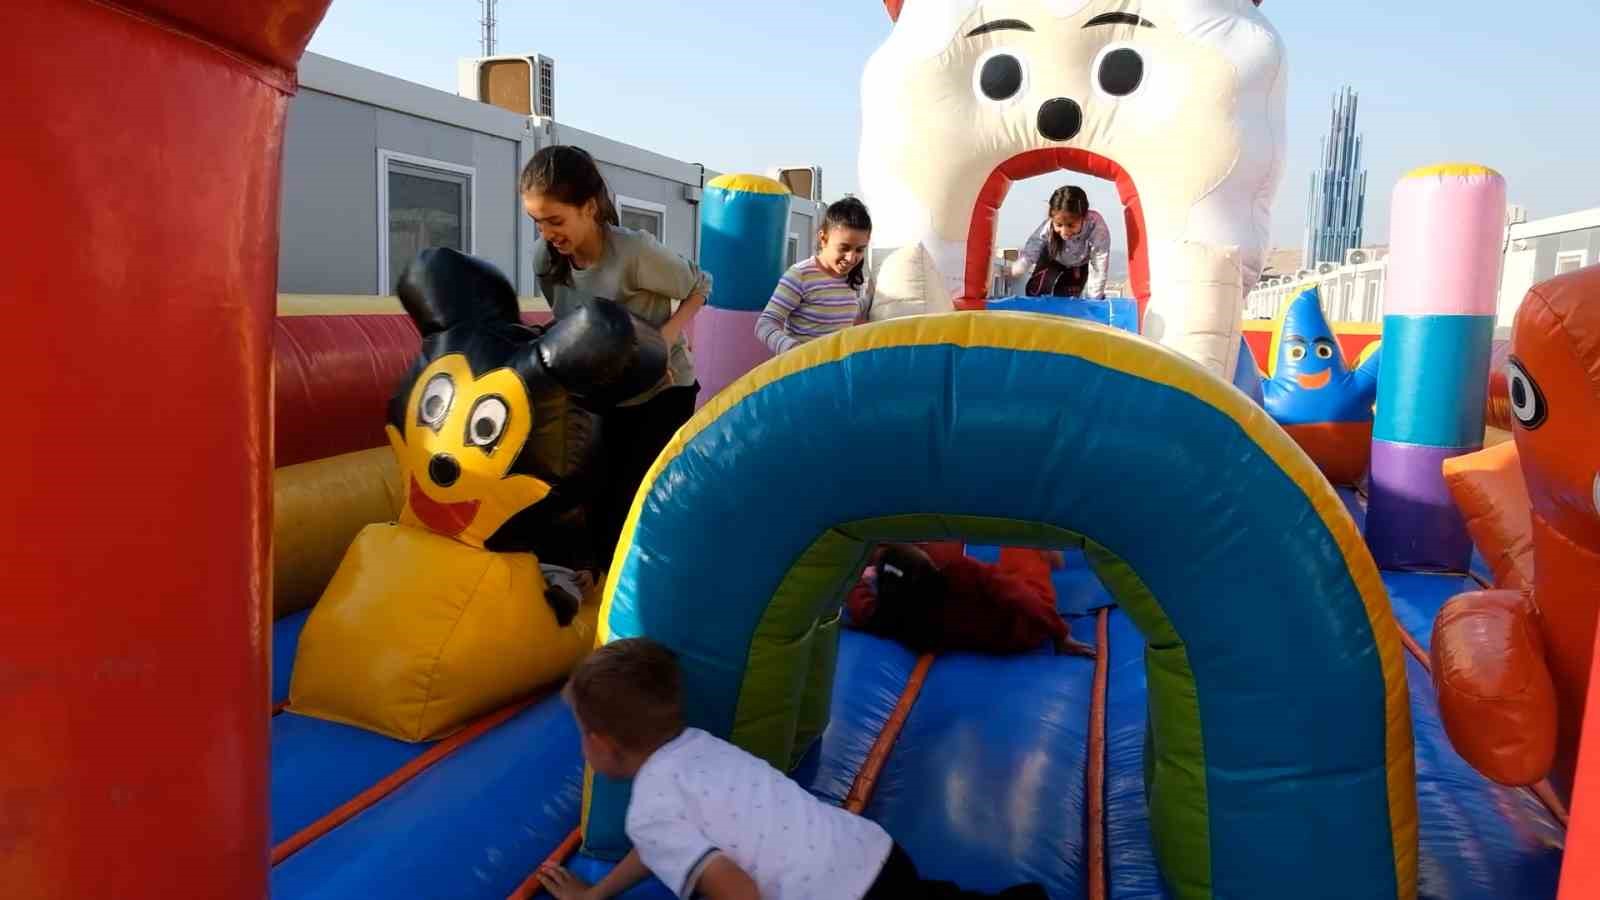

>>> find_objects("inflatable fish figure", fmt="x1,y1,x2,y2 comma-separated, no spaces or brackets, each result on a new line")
1433,266,1600,804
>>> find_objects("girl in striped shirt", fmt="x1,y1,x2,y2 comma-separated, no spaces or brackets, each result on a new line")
755,198,873,354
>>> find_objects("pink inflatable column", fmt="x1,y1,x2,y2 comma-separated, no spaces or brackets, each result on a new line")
1365,164,1506,570
694,174,791,406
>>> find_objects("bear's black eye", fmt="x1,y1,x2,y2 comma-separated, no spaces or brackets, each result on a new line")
978,54,1024,101
1098,47,1144,97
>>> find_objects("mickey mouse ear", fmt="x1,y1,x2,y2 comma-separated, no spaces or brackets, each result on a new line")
395,247,519,337
531,296,670,409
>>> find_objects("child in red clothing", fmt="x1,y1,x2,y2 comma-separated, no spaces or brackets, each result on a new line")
847,543,1093,657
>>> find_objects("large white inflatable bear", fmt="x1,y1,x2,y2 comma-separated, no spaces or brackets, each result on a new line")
860,0,1285,378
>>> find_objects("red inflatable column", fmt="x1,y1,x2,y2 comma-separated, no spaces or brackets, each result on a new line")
0,2,326,897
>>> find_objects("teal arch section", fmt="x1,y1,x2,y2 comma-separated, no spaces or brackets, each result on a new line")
586,317,1415,899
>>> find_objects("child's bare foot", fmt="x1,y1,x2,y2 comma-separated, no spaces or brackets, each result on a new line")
1054,637,1097,658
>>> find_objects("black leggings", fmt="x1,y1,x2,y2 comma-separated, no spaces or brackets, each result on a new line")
591,383,699,568
865,844,1049,899
1024,259,1089,298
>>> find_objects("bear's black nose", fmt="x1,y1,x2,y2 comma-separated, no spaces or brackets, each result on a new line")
1037,98,1083,142
429,453,461,488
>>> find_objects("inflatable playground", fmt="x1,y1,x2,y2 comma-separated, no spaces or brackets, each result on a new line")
9,2,1600,899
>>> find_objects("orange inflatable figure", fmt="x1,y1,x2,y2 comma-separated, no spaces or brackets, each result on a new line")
1432,266,1600,802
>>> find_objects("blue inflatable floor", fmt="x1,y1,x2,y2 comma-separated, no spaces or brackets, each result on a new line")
269,506,1563,898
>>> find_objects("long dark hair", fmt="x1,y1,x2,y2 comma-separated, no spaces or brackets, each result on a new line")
520,145,620,287
821,196,873,291
1045,185,1091,262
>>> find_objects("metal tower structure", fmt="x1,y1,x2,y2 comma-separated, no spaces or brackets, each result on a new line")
480,0,497,56
1302,86,1368,267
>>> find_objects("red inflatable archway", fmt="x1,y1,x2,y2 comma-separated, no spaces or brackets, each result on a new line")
958,148,1150,326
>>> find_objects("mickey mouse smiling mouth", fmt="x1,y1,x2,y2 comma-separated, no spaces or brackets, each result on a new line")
407,468,481,537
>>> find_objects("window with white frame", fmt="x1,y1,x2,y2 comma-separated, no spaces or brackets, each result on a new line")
617,195,666,242
1556,249,1588,276
379,150,474,294
787,233,800,267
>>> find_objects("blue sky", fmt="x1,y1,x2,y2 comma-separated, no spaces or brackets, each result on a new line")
309,1,1600,263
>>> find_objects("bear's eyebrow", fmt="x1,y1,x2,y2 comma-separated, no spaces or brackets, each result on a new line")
1083,12,1156,29
965,19,1034,37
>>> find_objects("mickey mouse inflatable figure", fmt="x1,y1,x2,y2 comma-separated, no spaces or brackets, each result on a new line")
289,248,667,741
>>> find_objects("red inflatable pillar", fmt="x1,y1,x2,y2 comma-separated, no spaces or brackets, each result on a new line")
0,3,327,897
1561,626,1600,898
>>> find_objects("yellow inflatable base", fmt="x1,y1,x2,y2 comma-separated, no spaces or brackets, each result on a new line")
288,523,598,742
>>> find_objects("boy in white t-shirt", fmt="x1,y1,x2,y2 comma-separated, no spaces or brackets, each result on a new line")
537,638,1049,900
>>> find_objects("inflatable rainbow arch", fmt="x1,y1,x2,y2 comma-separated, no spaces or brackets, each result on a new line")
585,314,1417,898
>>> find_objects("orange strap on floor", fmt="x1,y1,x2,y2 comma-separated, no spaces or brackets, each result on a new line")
271,694,542,865
506,827,582,900
845,653,936,814
1399,618,1570,827
1086,609,1110,900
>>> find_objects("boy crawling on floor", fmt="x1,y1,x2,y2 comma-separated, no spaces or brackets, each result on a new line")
537,638,1049,900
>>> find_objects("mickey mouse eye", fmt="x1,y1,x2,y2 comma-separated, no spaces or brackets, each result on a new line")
975,51,1026,103
1097,46,1144,97
418,374,454,429
1315,342,1335,360
466,396,509,450
1287,345,1307,362
1505,358,1547,429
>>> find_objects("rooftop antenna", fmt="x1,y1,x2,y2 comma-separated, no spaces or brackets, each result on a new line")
480,0,497,56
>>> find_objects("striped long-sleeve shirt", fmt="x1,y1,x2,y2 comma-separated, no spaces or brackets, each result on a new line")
755,258,870,355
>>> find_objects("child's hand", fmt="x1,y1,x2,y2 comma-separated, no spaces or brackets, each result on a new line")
536,864,599,900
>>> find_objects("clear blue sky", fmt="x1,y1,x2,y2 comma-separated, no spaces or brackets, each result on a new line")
309,1,1600,264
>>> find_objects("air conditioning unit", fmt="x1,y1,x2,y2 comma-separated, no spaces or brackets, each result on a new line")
1295,269,1313,281
1346,249,1368,266
457,54,555,119
1317,262,1337,275
769,165,823,202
